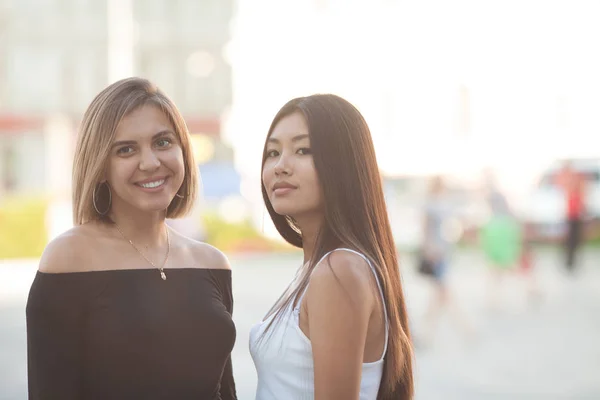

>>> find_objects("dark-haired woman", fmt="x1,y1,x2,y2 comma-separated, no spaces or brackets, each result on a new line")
249,94,414,400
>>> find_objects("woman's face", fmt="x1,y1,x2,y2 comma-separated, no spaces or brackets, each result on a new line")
262,112,323,220
104,104,185,215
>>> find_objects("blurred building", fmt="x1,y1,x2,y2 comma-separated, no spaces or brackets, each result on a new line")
0,0,235,198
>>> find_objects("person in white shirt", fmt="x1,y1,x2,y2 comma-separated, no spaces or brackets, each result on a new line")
249,94,414,400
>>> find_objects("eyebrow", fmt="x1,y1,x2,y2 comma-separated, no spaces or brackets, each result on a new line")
112,130,175,148
267,134,309,144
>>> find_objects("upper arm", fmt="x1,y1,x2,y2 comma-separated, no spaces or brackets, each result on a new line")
27,264,87,398
194,245,237,399
218,356,237,400
306,251,374,400
191,243,234,313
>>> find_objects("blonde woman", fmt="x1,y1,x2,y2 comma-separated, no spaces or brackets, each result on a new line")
26,78,237,399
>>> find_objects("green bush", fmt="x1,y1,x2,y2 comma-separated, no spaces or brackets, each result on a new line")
0,199,300,258
202,213,292,253
0,196,48,259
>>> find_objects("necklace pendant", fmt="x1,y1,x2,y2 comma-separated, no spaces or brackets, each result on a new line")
160,270,167,281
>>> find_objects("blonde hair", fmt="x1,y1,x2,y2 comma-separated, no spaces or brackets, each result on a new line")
72,77,198,225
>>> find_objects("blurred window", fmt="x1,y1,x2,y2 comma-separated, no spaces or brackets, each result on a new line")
8,46,62,111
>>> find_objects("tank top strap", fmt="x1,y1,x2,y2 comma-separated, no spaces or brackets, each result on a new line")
295,249,338,309
295,248,389,356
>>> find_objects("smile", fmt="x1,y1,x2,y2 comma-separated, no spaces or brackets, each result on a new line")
136,178,167,189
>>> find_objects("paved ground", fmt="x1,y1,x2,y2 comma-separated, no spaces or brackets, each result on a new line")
1,247,599,399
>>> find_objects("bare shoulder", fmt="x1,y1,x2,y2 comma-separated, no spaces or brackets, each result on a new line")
308,249,374,305
38,225,96,273
311,249,372,286
172,230,231,271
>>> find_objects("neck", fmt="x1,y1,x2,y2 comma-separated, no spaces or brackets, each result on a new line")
108,207,168,248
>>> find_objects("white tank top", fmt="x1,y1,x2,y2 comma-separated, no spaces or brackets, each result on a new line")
249,248,389,400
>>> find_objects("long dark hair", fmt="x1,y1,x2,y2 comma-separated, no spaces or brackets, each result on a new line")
260,94,414,400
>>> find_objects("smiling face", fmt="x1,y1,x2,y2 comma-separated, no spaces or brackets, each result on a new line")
104,104,185,216
262,112,324,221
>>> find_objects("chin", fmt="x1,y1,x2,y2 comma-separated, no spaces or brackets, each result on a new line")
135,197,175,213
270,201,293,216
272,202,323,222
272,205,304,218
272,208,292,217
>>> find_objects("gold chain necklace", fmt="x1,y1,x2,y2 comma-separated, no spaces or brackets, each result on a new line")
113,222,170,281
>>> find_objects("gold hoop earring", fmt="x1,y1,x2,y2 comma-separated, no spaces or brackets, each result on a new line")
175,179,187,199
93,182,112,216
175,183,187,198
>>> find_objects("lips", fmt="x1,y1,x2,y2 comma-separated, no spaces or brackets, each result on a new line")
272,182,297,191
272,181,297,196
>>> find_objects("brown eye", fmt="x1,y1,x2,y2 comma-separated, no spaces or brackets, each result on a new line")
156,138,172,148
117,146,134,155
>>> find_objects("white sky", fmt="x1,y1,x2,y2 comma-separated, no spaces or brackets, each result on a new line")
225,0,600,210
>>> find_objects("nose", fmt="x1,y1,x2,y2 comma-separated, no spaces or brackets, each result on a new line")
274,153,292,176
139,148,161,171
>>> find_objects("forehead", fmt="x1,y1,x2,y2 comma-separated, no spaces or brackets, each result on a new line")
115,104,175,139
269,112,309,142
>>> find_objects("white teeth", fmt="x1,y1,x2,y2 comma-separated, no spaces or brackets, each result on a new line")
139,179,165,188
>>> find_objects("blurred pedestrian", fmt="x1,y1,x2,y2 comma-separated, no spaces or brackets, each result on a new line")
556,160,587,273
418,176,471,346
480,173,522,310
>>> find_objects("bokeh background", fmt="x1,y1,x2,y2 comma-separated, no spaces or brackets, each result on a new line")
1,1,600,399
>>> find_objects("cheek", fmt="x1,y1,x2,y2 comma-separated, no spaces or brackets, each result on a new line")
305,166,322,203
262,162,274,184
106,158,134,182
162,148,185,172
301,161,320,185
310,182,323,204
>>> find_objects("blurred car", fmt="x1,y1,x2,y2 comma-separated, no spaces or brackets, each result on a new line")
524,158,600,241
